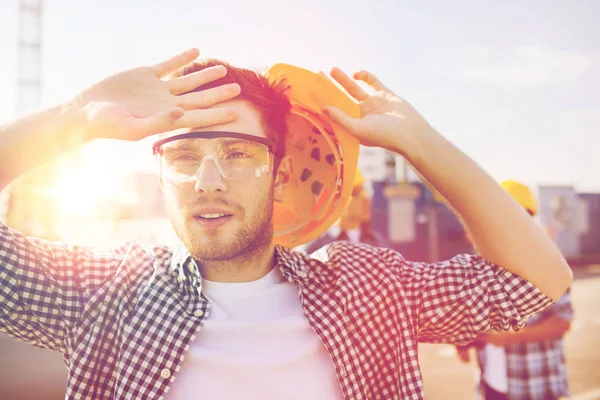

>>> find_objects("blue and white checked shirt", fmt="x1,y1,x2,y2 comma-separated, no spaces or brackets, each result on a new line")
0,222,554,399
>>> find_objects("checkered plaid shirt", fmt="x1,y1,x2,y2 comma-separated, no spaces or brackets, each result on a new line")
475,290,572,400
0,222,554,400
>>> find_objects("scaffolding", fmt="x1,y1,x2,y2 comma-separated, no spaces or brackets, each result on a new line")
17,0,43,113
1,0,56,238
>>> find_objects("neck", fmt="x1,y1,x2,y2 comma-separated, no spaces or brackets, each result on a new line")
197,243,277,283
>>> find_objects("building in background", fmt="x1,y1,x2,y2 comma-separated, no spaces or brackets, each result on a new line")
358,146,419,184
371,180,471,262
578,193,600,256
538,186,585,258
357,143,600,263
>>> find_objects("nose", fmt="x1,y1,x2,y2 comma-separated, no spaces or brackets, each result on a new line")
193,158,228,193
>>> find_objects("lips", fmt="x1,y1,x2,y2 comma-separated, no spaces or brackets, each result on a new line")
191,207,235,228
197,213,229,219
193,207,234,218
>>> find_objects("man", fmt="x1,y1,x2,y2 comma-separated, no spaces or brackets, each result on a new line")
305,170,388,253
456,180,573,400
0,48,572,400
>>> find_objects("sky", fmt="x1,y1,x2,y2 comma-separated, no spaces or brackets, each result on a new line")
1,0,599,192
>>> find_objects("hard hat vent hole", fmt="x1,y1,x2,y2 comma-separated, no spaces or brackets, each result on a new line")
325,154,335,166
311,181,324,196
300,169,313,182
294,138,306,151
310,148,321,161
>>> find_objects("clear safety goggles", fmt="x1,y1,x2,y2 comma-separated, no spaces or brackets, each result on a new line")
152,131,278,184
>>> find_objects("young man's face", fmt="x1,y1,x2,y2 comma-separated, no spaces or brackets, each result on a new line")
160,99,289,261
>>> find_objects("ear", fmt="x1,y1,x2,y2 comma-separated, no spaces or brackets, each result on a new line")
274,156,293,198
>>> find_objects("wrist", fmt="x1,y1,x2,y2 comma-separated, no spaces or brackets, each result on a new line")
389,120,437,163
61,96,95,142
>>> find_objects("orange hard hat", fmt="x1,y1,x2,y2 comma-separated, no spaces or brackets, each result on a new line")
268,64,361,247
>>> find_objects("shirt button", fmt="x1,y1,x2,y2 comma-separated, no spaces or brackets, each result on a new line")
177,275,185,283
160,368,171,379
287,277,294,283
297,271,308,279
194,309,204,317
187,263,196,274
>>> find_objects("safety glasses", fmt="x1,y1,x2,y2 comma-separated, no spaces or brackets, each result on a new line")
152,131,277,184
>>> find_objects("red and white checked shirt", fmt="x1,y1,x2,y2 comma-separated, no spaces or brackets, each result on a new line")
0,223,554,399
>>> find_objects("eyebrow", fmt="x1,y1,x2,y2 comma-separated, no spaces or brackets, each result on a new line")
162,142,196,153
161,138,262,154
219,139,262,148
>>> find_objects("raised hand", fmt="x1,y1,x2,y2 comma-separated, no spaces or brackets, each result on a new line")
75,48,241,141
322,67,432,156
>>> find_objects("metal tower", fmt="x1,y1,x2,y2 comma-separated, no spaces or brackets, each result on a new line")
1,0,56,238
17,0,43,113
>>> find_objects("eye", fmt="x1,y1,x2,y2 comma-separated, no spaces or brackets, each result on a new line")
226,150,252,159
170,152,199,162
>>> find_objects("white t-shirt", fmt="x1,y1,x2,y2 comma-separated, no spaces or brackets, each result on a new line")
327,226,361,244
346,228,361,244
482,344,508,393
166,267,344,400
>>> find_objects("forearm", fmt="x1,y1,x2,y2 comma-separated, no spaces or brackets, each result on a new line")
396,126,572,301
0,99,90,191
510,315,570,344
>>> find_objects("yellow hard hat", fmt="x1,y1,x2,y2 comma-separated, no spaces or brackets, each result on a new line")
354,169,365,188
268,64,361,247
500,180,537,216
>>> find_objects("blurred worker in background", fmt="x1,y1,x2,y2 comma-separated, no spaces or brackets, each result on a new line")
305,170,389,253
456,180,573,400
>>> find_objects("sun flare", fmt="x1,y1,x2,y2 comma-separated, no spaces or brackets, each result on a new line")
49,152,129,218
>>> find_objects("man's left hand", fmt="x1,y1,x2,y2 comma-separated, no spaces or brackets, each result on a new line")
322,67,432,157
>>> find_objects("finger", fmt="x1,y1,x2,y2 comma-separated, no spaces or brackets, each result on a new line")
166,65,229,95
322,106,361,134
152,48,200,78
126,107,186,139
171,107,239,130
176,83,241,110
330,67,369,101
354,70,391,92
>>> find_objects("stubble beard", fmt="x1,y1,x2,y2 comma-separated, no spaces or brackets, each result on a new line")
171,191,275,263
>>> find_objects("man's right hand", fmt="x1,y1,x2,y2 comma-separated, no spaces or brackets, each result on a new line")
74,48,241,142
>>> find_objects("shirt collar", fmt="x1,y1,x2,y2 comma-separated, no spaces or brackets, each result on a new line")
169,243,333,287
275,245,338,288
170,245,200,284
